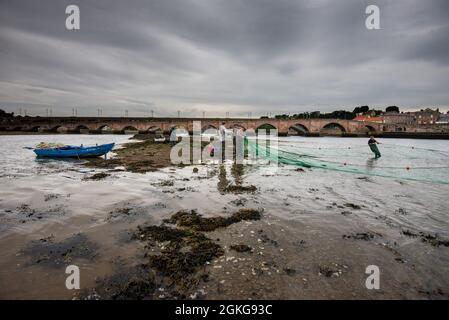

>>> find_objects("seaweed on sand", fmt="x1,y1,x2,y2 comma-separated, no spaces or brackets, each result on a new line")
134,208,262,294
342,232,381,241
163,209,261,232
230,244,253,253
82,267,156,300
83,172,110,181
224,185,257,193
401,230,449,247
135,224,223,291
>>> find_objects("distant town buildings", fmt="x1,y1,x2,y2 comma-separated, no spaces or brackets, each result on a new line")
353,107,448,126
414,108,440,125
353,115,384,123
383,112,415,125
436,112,449,124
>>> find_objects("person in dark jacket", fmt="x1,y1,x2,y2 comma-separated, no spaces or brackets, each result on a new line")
368,136,381,158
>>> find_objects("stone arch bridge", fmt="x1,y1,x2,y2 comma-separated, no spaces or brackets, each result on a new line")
0,117,383,136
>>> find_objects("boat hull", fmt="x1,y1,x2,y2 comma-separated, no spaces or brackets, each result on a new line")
34,143,114,158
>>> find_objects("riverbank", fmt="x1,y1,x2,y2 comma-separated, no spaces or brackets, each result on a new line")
381,132,449,139
0,131,59,135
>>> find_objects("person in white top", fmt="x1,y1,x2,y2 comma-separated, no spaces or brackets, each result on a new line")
219,122,226,142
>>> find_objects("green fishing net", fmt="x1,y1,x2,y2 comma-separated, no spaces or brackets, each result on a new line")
248,138,449,184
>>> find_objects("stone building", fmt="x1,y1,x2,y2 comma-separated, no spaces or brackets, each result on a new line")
436,112,449,124
415,108,440,125
383,112,416,125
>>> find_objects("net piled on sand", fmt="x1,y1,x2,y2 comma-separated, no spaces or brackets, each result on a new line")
35,142,66,149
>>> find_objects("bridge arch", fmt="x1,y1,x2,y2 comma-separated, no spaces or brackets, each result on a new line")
50,125,68,133
169,125,188,133
29,126,42,132
227,123,246,134
73,125,90,133
97,124,112,132
121,126,139,134
364,125,376,134
288,124,309,136
202,124,217,132
256,123,277,134
320,122,346,136
169,125,189,141
147,126,163,133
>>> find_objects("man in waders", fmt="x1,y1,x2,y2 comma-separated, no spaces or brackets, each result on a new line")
218,122,227,161
368,136,381,158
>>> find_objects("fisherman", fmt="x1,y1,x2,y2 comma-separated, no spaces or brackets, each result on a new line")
219,122,226,142
368,136,381,158
218,122,227,161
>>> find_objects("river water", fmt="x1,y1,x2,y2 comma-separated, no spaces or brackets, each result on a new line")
0,134,448,299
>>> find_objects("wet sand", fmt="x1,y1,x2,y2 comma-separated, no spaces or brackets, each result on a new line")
1,135,449,299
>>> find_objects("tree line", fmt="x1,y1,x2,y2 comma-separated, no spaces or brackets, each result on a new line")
267,106,399,120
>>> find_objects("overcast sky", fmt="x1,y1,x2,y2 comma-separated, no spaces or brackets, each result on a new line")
1,0,448,117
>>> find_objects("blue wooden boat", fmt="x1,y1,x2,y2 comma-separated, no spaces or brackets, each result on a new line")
34,143,115,158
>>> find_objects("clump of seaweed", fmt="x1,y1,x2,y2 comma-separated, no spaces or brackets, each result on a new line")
318,264,343,278
152,180,174,187
342,232,381,241
344,203,362,210
148,233,223,278
80,266,157,300
163,209,262,232
401,230,449,247
224,185,257,193
83,172,110,181
230,244,253,253
135,224,222,291
134,208,262,294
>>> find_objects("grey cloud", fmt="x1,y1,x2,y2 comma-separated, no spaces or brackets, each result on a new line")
24,88,43,94
0,0,448,117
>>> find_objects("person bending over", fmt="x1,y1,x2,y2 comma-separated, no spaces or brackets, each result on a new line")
368,136,381,158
